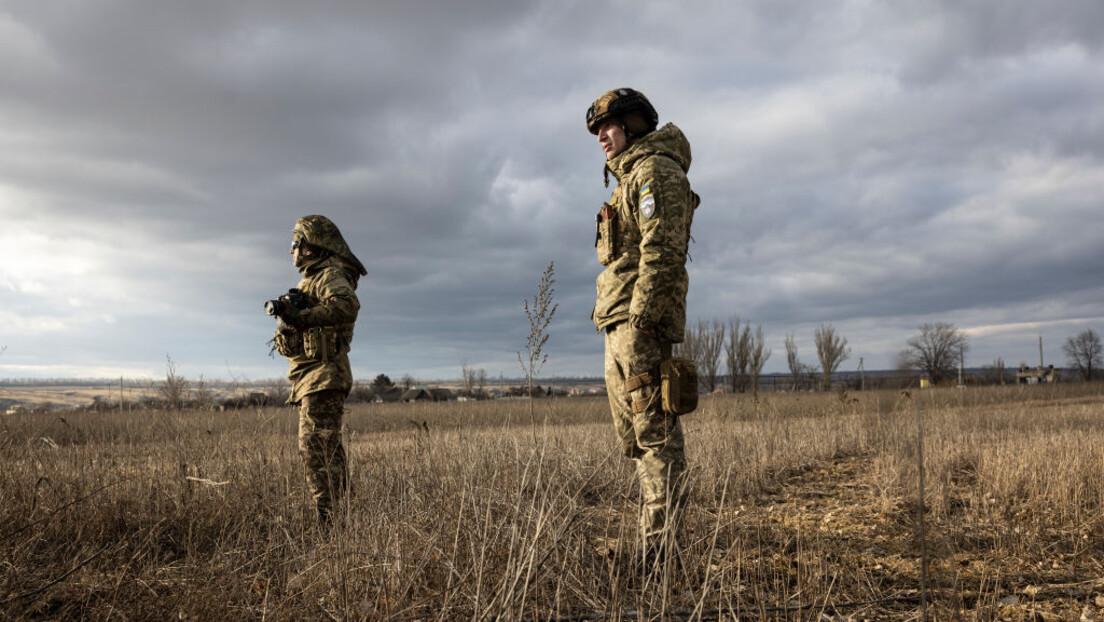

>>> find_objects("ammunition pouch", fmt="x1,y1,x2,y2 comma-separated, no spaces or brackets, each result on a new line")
302,326,339,363
626,357,698,416
660,357,698,415
596,202,618,266
273,330,303,358
273,325,343,362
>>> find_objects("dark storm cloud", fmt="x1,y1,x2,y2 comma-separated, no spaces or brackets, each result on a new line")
2,0,1103,381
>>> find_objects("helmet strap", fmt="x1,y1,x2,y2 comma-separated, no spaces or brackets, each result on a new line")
619,120,636,145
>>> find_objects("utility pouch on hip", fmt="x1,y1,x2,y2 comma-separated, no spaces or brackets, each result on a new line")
660,357,698,416
273,331,303,358
302,326,336,363
596,202,618,266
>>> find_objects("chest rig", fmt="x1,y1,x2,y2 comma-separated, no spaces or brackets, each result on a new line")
595,185,640,266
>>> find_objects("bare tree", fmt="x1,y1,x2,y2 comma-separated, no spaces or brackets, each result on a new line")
194,374,215,410
718,317,769,394
785,333,806,390
722,317,744,393
814,324,850,391
735,324,754,392
476,368,488,398
159,354,189,409
460,359,476,397
698,319,726,392
982,357,1008,385
898,322,969,385
460,361,488,399
747,325,771,394
1062,328,1102,381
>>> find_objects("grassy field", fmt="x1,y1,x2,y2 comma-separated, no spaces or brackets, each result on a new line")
1,384,1103,620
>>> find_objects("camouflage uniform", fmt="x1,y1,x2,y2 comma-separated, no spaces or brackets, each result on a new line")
592,122,696,342
592,118,698,552
274,215,366,524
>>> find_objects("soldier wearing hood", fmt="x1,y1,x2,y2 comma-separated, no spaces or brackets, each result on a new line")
587,88,699,566
269,215,366,527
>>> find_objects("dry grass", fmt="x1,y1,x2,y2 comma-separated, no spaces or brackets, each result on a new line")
1,385,1103,620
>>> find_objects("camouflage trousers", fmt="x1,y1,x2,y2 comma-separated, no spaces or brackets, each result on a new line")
298,389,348,523
604,322,688,549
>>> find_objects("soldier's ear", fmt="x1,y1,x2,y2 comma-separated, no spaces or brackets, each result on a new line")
622,111,653,137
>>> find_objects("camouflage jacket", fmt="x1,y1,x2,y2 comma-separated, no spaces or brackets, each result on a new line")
281,255,361,404
592,123,697,343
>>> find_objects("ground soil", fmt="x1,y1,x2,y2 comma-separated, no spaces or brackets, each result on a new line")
733,453,1104,621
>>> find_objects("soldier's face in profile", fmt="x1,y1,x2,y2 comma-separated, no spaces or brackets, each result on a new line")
290,239,313,267
597,121,628,160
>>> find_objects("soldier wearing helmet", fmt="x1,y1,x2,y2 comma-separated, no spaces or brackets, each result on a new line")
587,88,699,568
268,215,366,527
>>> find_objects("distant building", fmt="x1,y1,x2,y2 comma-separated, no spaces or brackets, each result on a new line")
400,388,433,402
428,388,455,402
399,387,455,403
1016,364,1061,384
373,387,405,403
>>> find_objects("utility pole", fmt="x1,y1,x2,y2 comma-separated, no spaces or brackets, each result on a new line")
858,357,865,392
958,345,964,388
1038,335,1044,369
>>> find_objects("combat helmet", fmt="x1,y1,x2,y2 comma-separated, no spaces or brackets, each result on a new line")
586,88,658,136
293,215,367,276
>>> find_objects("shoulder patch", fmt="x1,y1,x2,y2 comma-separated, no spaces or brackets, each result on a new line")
639,184,656,218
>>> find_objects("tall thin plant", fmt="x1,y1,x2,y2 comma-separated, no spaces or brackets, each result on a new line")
518,261,558,420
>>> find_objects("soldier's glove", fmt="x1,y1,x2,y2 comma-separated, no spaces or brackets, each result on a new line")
264,298,301,322
264,288,309,324
278,302,303,323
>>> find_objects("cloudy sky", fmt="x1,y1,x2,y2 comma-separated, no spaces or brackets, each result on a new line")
2,0,1103,383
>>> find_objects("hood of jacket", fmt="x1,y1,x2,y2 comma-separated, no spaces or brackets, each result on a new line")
293,215,367,276
606,122,692,181
297,254,361,285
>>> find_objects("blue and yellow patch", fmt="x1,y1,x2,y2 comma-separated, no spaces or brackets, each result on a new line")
639,184,657,218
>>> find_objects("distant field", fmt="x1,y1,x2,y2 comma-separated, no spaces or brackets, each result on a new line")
1,384,1102,620
0,378,604,413
0,384,161,410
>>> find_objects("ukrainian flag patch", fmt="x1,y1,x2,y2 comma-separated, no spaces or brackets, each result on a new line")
639,185,656,218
